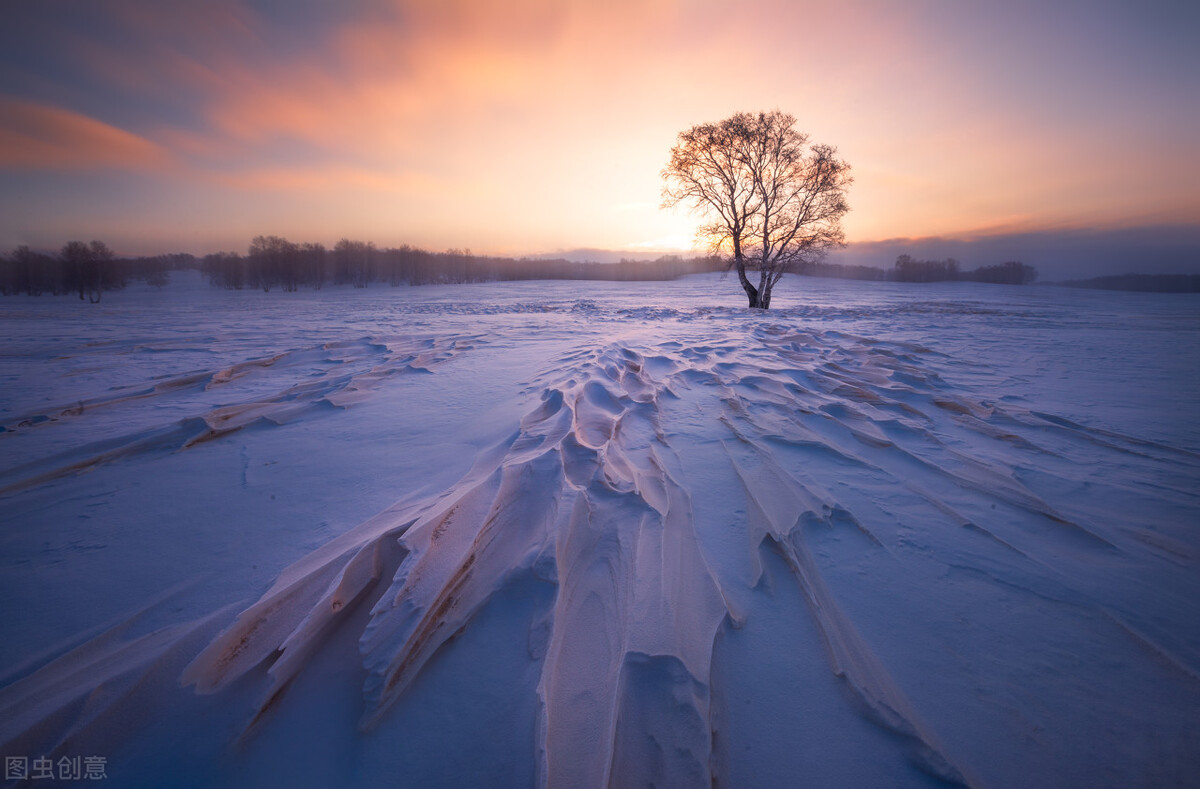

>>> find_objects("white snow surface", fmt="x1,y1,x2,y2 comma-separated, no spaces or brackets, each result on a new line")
1,272,1198,787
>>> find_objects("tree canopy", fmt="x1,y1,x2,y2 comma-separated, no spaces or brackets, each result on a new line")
662,111,852,309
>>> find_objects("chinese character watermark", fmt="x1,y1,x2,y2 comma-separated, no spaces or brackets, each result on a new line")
82,756,107,780
58,756,82,781
4,753,107,781
30,756,53,780
4,757,26,781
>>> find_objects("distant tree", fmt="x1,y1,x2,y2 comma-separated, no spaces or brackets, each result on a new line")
144,259,170,288
333,239,375,287
662,110,852,308
62,241,90,300
0,250,12,296
299,242,328,289
248,235,301,292
202,251,247,289
442,248,474,283
891,255,960,283
58,240,122,302
970,261,1037,285
794,259,886,280
133,253,188,288
89,241,119,300
2,246,62,295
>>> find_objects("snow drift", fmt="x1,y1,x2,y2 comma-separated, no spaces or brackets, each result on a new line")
1,275,1198,787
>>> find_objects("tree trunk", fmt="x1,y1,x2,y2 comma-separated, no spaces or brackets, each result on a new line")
734,254,760,308
740,256,773,310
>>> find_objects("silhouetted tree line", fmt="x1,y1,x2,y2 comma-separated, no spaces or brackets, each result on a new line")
0,242,178,300
200,236,728,290
788,256,1037,285
3,238,1049,297
887,256,1037,284
3,237,726,298
793,260,887,280
967,260,1039,285
890,255,962,282
1055,274,1200,293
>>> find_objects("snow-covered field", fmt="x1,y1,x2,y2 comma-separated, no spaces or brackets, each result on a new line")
1,271,1198,788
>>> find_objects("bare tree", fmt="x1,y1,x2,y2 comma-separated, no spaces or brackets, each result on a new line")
248,235,302,292
5,245,59,295
662,111,851,309
87,241,116,302
62,241,90,301
334,239,376,288
61,240,117,302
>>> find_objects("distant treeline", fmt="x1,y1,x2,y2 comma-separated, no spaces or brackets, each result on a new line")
200,236,727,290
0,237,726,297
3,239,1048,298
796,256,1038,285
0,242,175,300
891,256,1038,284
1052,274,1200,293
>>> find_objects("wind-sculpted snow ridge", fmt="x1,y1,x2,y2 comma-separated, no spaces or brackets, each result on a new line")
0,334,479,494
182,339,733,786
0,581,233,771
171,322,1200,787
6,312,1197,786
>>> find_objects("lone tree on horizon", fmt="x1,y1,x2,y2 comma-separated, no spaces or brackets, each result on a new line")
662,111,851,309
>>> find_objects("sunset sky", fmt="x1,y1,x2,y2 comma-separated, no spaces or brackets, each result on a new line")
1,0,1197,267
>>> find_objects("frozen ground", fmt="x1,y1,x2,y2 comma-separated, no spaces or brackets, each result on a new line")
1,271,1198,787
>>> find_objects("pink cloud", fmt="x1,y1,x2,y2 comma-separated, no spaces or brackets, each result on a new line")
0,98,170,172
210,164,440,194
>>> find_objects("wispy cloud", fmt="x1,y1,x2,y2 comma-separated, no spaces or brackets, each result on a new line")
210,165,442,194
0,97,169,171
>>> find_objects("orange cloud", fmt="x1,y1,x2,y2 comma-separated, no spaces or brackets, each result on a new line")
0,98,170,172
210,164,440,194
